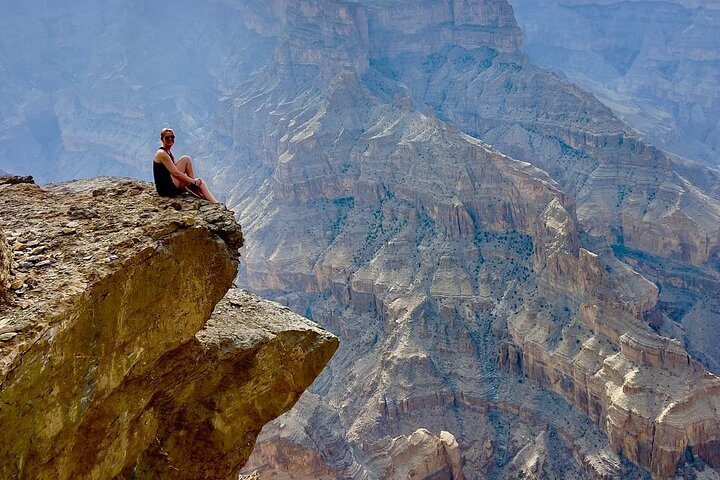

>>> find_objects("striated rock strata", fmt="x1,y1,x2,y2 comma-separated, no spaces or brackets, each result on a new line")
0,176,338,479
4,0,720,478
200,1,720,479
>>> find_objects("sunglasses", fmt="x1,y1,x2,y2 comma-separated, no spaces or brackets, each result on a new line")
164,135,175,140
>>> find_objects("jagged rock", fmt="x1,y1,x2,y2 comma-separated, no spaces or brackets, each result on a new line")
209,2,720,479
377,13,720,266
246,421,465,480
360,0,523,55
0,175,34,186
376,429,465,480
0,177,338,479
120,288,338,480
0,232,11,304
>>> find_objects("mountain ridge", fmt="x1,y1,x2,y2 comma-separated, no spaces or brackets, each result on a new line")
509,0,720,166
201,1,720,478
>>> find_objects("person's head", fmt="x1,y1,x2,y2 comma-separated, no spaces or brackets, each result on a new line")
160,128,175,148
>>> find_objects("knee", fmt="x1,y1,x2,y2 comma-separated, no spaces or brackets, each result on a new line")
178,155,194,172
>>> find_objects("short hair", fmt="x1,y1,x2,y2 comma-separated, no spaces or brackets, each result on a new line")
160,127,174,140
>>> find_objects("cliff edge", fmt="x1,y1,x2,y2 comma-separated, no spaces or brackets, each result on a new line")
0,176,338,479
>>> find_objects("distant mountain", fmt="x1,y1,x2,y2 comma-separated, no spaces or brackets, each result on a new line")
191,1,720,478
509,0,720,166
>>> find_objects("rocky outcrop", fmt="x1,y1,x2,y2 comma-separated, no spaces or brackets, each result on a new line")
0,177,338,479
362,429,465,480
0,235,10,304
0,211,11,304
360,0,522,56
246,423,465,480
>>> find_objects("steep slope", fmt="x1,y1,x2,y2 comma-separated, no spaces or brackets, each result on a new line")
355,0,720,376
193,2,720,478
360,1,720,266
0,176,338,479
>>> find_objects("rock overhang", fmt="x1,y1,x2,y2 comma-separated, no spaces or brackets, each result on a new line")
0,176,337,479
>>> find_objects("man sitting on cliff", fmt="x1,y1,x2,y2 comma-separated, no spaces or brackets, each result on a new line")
153,127,218,203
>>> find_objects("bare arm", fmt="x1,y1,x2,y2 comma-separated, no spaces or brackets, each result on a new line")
154,150,197,185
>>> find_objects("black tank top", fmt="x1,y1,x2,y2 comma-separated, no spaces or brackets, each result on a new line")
153,147,183,196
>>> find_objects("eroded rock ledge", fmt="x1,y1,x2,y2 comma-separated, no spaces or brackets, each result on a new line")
0,176,338,480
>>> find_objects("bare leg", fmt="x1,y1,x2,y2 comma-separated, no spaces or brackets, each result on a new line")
176,155,195,178
199,182,219,203
173,155,218,203
170,155,195,189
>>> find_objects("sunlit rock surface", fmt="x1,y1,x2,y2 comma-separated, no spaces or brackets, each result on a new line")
199,1,720,479
0,176,337,479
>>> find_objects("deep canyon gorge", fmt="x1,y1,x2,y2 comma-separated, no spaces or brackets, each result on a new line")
2,1,720,479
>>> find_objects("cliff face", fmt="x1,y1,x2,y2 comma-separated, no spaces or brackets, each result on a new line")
196,1,720,479
361,0,522,56
369,10,720,268
343,0,720,377
0,176,338,479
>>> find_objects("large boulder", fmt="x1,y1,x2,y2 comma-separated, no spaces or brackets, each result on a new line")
0,177,337,480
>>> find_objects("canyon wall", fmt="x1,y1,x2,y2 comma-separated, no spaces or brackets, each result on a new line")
354,0,720,378
509,0,720,166
0,176,337,479
198,1,720,478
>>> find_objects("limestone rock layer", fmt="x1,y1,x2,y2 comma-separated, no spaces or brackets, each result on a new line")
0,177,337,479
510,0,720,166
194,1,720,479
